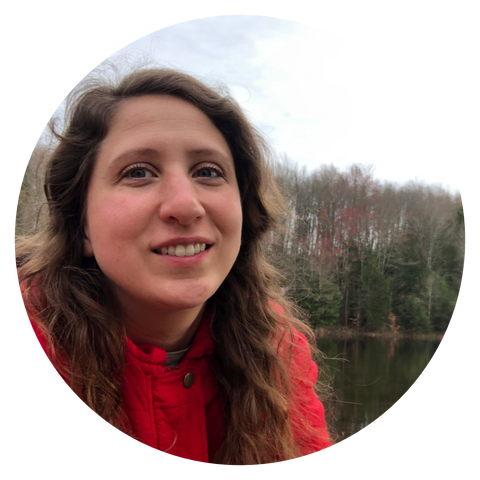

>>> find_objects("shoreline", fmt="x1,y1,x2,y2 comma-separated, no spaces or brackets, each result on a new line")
315,325,445,342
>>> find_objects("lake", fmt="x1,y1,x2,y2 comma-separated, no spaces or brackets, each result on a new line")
317,336,441,442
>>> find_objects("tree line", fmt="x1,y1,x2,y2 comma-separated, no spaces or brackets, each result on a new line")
268,158,464,334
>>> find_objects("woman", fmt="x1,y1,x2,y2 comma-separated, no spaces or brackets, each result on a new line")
17,68,331,464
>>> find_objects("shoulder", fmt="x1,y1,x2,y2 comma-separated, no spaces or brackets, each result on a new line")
269,302,332,453
17,283,69,388
269,300,310,350
269,302,315,375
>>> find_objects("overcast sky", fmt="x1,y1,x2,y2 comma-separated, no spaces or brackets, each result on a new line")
90,15,466,193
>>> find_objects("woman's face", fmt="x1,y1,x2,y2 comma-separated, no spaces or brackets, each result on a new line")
84,95,243,316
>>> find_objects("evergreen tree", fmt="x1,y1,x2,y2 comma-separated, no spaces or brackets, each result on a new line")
429,273,457,331
358,253,391,330
290,268,343,327
396,295,431,332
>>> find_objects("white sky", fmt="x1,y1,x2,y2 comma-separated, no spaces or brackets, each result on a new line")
40,12,462,194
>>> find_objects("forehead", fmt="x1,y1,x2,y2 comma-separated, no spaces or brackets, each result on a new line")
97,95,233,161
108,95,218,136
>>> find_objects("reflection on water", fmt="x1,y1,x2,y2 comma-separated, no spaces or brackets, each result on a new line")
317,336,440,442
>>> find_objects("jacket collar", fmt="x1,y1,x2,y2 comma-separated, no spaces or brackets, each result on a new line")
125,309,214,366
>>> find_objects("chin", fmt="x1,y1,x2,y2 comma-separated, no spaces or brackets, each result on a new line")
163,297,208,312
155,285,216,312
162,284,218,309
111,278,215,315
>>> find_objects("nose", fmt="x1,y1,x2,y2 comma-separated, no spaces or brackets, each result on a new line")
158,172,206,225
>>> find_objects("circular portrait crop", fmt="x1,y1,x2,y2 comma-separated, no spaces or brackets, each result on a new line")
15,15,464,466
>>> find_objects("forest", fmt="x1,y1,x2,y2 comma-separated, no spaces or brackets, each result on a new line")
269,159,464,336
17,146,464,336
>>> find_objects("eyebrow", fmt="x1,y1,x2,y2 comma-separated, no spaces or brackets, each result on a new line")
110,147,232,166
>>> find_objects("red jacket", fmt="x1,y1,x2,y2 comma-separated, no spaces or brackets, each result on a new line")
31,311,331,463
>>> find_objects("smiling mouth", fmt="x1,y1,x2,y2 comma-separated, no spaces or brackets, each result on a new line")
153,243,210,257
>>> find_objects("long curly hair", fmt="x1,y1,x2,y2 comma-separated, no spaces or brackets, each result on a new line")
17,68,327,464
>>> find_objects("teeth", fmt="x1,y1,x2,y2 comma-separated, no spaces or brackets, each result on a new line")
156,243,206,257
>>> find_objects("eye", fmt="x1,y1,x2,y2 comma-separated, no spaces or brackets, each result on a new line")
121,164,156,180
193,164,225,179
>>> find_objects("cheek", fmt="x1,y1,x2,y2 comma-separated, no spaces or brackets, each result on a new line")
215,194,243,239
86,194,148,249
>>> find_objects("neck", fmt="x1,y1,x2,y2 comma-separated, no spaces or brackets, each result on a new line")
122,302,206,352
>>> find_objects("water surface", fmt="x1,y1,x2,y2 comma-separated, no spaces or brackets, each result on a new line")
317,336,440,442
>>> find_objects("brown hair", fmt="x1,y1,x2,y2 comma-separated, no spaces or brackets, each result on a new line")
17,68,327,464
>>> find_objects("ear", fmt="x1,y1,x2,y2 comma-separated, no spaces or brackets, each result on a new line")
83,224,94,257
